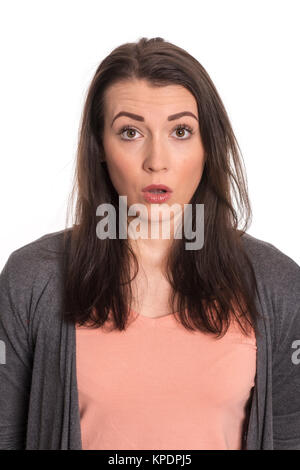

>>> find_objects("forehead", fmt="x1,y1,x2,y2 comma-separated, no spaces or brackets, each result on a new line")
103,79,198,117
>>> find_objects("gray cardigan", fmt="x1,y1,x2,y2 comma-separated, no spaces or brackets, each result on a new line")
0,230,300,450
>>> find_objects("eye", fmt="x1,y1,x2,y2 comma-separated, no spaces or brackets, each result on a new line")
117,123,194,141
118,126,142,141
171,123,194,140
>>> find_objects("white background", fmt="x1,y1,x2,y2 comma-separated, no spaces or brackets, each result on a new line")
0,0,299,270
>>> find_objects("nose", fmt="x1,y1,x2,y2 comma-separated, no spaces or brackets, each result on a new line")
142,135,168,173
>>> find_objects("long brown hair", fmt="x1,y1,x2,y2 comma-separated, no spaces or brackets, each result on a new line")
61,36,261,338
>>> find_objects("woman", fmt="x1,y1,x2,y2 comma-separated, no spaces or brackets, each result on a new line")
0,37,299,450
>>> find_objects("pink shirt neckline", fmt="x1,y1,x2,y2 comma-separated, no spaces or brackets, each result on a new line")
130,309,177,321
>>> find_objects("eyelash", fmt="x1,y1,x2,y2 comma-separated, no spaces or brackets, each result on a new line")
117,123,194,141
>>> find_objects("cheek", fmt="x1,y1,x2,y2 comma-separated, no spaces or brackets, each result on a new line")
179,155,205,183
106,154,137,193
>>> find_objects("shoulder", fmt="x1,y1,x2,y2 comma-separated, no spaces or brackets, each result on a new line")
1,229,69,282
240,232,300,350
0,230,70,322
6,228,68,258
240,231,300,293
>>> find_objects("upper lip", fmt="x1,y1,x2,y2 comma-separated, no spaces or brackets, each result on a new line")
142,184,172,192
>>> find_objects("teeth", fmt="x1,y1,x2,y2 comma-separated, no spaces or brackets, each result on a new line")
149,189,166,193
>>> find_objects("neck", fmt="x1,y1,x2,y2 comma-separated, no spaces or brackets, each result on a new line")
126,211,182,270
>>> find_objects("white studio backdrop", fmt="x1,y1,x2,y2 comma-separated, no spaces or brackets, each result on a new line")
0,0,299,270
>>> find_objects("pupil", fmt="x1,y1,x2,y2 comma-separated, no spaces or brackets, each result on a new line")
127,130,135,137
127,129,185,137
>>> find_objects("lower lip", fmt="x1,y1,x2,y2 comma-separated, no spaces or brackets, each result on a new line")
142,191,172,203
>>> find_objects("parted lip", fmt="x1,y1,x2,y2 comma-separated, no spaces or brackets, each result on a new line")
142,184,172,192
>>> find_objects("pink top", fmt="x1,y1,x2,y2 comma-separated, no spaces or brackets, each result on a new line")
75,309,257,450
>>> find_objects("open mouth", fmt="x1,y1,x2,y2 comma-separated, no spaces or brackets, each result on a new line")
148,189,167,193
142,187,172,203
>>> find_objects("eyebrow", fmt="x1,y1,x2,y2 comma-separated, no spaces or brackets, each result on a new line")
111,110,198,127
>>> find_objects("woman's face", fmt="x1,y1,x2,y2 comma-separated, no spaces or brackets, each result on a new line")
102,78,206,227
